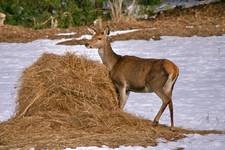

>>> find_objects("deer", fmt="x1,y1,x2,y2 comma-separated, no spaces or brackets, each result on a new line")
85,26,179,129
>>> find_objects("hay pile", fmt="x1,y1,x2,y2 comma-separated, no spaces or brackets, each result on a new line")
16,52,118,118
1,52,220,149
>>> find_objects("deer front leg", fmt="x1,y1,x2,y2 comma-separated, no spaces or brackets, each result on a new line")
118,86,129,109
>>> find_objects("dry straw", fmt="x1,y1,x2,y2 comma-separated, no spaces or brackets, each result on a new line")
0,53,222,149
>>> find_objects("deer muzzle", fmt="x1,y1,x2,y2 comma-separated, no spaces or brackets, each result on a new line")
85,43,93,48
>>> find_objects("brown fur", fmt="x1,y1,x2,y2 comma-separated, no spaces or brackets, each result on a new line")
86,27,179,128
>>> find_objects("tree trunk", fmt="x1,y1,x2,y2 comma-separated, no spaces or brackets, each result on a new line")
0,12,6,26
127,0,136,17
108,0,124,21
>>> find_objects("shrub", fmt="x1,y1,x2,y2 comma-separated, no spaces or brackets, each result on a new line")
0,0,100,28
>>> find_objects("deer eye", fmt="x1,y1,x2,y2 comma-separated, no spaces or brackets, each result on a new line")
98,38,102,40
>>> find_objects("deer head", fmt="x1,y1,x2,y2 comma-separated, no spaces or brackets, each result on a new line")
85,26,119,71
85,27,110,49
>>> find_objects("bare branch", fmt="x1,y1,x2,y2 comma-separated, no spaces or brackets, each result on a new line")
108,0,124,21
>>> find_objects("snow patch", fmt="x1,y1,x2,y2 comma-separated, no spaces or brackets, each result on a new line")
0,35,225,149
56,32,76,36
75,34,93,40
109,29,140,36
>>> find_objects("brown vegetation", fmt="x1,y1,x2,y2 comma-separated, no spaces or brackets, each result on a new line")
0,25,59,43
0,25,88,43
0,53,223,149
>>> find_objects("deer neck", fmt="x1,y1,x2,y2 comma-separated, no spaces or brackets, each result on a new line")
98,38,120,71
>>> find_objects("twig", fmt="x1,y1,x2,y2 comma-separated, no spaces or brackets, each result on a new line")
18,91,43,118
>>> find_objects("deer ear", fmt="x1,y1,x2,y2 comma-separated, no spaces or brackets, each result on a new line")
87,27,96,35
104,26,110,35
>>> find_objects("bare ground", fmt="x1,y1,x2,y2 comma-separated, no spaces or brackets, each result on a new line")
0,25,85,43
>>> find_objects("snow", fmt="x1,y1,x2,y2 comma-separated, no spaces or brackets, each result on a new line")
155,134,225,150
74,29,141,40
109,29,140,36
160,0,219,10
75,34,93,40
56,32,76,36
0,35,225,149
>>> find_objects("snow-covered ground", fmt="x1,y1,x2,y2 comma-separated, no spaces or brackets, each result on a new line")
0,33,225,149
158,0,219,11
109,29,140,36
56,32,77,36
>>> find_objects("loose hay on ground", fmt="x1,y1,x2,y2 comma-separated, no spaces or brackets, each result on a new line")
0,53,223,149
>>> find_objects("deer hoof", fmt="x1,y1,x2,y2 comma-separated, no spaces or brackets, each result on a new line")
153,120,159,126
170,127,175,131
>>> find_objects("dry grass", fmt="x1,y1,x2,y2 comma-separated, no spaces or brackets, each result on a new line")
0,53,223,149
0,25,87,43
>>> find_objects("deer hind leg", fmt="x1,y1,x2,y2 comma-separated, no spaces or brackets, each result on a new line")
118,85,129,109
163,60,179,128
153,89,171,126
163,74,175,128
